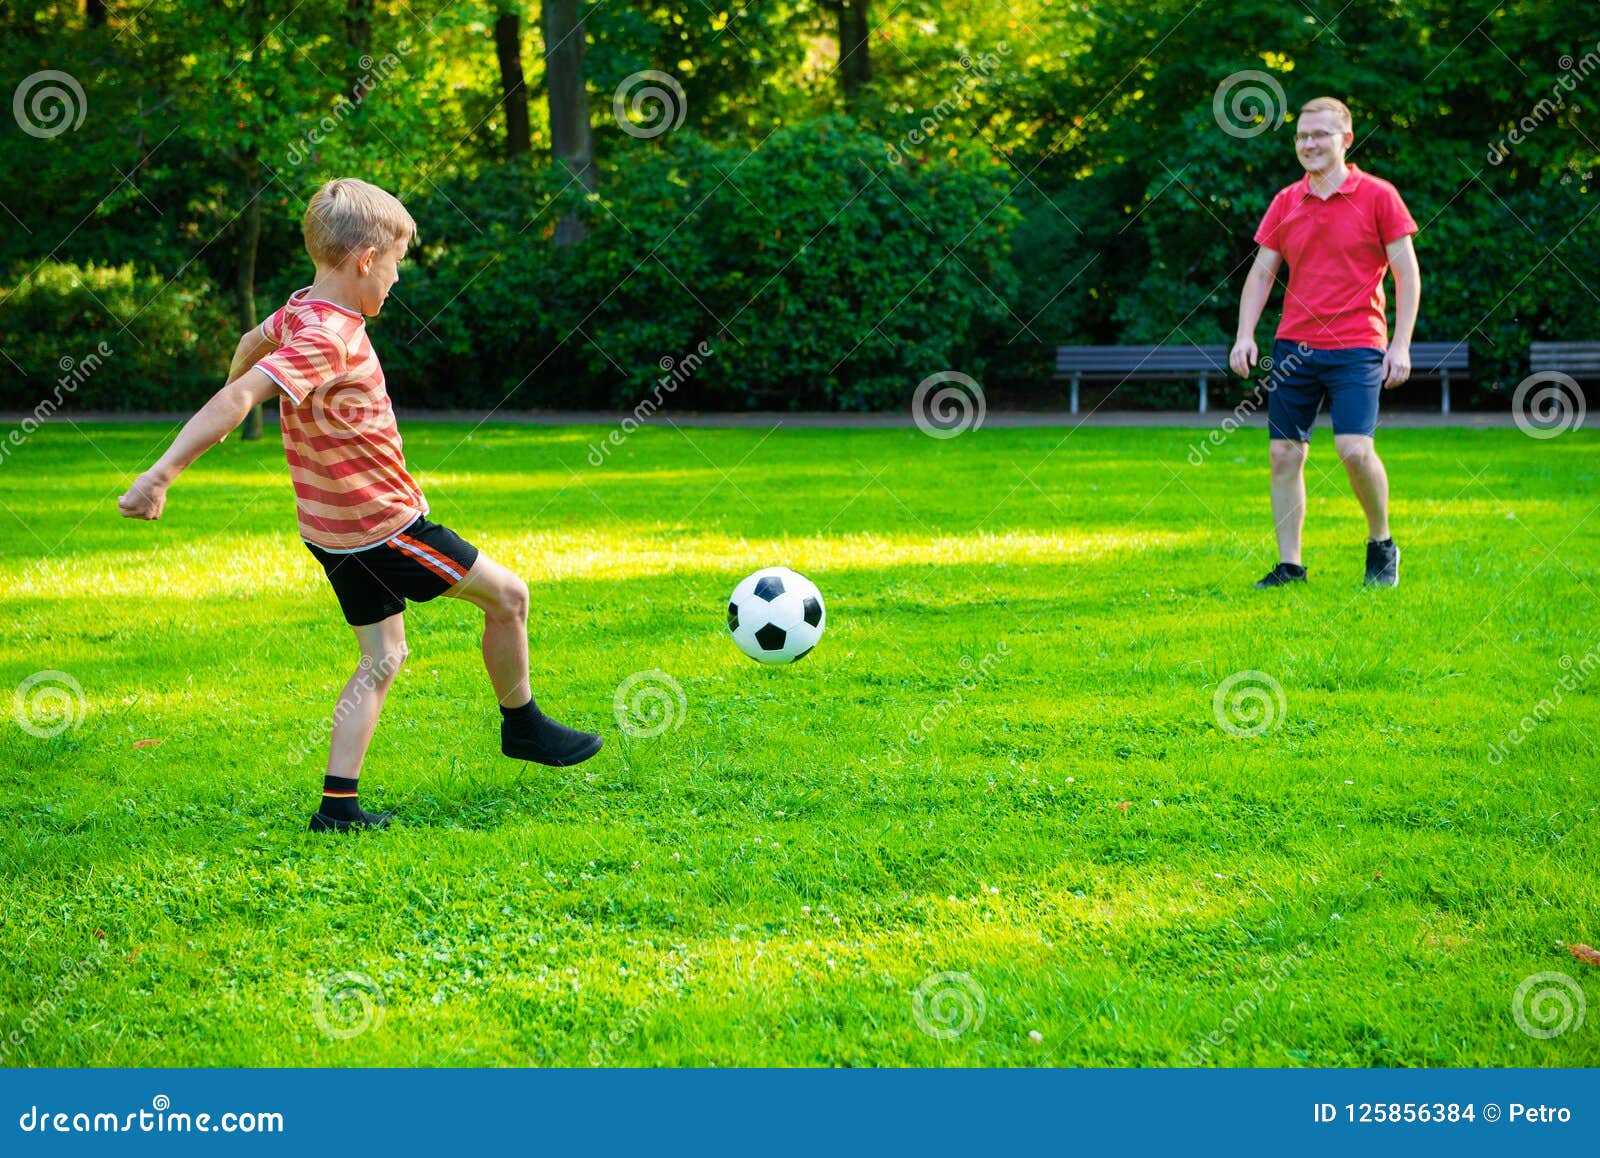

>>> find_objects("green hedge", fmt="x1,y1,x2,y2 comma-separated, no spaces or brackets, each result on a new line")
384,115,1022,410
0,263,233,411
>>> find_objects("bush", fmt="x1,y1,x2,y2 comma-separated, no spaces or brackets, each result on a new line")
386,116,1022,411
0,263,234,411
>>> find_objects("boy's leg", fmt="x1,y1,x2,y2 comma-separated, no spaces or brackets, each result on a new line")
328,612,409,777
444,554,603,766
312,612,406,832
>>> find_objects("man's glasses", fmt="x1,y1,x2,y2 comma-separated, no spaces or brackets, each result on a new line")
1294,130,1341,145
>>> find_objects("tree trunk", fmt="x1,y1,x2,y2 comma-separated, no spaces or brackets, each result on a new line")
345,0,372,106
541,0,594,246
86,0,107,28
237,153,265,441
495,10,532,158
837,0,871,107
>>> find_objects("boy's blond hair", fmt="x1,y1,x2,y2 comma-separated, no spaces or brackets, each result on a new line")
302,178,417,268
1299,96,1353,134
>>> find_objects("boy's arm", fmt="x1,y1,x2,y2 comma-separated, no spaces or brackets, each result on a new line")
226,325,279,384
117,361,282,521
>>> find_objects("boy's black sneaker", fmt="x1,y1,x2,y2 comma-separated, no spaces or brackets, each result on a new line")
308,809,393,833
1253,562,1307,589
1364,538,1400,587
501,701,603,767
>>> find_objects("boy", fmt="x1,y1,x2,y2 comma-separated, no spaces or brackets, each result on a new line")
118,178,603,832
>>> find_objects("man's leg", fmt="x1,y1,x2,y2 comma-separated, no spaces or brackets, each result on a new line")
313,612,406,831
445,554,603,766
1269,438,1310,566
1334,433,1390,541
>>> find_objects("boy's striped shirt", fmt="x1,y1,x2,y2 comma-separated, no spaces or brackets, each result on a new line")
256,289,427,552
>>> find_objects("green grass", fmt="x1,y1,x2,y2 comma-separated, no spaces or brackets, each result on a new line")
1,419,1597,1067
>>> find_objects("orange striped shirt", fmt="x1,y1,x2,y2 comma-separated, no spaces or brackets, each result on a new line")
257,289,427,552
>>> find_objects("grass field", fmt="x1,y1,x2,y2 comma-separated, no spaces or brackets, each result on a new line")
1,418,1597,1067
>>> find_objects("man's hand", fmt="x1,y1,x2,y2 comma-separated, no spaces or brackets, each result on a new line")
118,470,170,520
1381,341,1411,389
1229,336,1259,378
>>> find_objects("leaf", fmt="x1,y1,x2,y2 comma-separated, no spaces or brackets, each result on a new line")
132,738,163,749
1568,943,1600,968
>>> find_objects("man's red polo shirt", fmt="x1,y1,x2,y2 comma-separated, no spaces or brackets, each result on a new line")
1254,165,1417,351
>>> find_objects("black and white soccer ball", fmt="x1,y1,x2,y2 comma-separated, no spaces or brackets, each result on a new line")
727,567,826,664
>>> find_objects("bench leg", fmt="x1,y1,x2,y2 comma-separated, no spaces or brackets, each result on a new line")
1198,373,1208,415
1070,373,1080,415
1441,370,1451,415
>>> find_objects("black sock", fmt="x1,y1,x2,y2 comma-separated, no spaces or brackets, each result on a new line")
1370,536,1394,548
501,697,543,732
1280,562,1306,577
320,774,363,821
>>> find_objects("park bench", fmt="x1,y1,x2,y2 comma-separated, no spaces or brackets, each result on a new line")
1529,341,1600,380
1054,341,1470,414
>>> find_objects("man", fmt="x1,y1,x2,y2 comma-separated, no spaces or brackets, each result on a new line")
1230,96,1420,589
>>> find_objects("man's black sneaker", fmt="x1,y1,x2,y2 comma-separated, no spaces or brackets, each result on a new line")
308,809,393,833
1253,562,1307,589
1364,539,1400,587
502,713,604,766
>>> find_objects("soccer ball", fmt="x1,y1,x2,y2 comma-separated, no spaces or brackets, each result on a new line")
727,567,825,664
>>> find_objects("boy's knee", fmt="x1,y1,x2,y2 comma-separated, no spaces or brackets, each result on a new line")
492,577,529,623
364,640,408,683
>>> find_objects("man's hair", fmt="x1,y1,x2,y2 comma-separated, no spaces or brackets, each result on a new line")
302,178,417,268
1298,97,1353,134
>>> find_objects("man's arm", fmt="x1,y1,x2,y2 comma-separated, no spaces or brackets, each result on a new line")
1382,235,1420,389
1229,246,1283,377
116,363,282,520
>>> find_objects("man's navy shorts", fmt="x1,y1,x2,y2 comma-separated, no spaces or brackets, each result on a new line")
305,515,480,627
1265,339,1384,441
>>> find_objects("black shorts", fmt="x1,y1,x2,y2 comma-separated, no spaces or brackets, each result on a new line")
305,515,480,627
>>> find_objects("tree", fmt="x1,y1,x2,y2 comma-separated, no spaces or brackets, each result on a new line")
494,6,532,157
542,0,594,246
